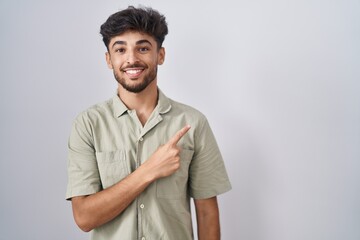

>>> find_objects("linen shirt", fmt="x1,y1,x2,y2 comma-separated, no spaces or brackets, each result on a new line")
66,90,231,240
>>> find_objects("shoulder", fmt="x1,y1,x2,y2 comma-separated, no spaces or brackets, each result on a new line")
73,97,115,126
166,98,210,133
169,98,207,121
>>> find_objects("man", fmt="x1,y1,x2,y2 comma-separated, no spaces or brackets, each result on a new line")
66,6,231,240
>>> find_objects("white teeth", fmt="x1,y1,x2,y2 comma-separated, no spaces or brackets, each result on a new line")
126,69,142,74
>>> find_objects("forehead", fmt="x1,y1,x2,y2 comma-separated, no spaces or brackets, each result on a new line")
108,31,157,47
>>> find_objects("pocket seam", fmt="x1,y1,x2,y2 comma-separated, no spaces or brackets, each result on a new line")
96,150,129,189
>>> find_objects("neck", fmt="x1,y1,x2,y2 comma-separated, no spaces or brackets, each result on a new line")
117,80,158,126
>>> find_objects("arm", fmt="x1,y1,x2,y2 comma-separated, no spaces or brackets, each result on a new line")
72,165,152,232
71,125,191,232
194,196,221,240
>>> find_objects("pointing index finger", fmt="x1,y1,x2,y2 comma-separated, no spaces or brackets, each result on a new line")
168,125,191,146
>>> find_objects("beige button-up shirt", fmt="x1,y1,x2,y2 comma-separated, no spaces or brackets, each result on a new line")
66,90,231,240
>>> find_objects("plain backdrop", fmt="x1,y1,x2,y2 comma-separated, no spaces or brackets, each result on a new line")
0,0,359,239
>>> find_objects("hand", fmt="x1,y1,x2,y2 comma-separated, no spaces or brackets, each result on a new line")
142,125,191,180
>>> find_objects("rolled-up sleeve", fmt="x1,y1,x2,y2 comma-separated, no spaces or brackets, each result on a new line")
189,117,232,199
66,115,101,200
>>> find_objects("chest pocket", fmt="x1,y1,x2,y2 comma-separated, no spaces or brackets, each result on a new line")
96,150,130,189
157,149,194,199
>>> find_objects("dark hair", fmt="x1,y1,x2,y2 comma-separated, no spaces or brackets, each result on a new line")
100,6,168,50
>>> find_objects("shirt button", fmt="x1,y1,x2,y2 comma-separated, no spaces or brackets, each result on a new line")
140,204,145,209
139,137,144,142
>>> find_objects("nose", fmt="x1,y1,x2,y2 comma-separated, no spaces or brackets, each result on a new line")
126,49,139,64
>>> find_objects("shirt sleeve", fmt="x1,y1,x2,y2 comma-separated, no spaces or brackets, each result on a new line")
189,117,232,199
65,114,101,200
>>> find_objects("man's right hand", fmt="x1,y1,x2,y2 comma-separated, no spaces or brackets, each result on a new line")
141,125,191,180
71,125,191,232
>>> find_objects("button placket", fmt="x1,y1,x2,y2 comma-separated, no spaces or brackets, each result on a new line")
136,136,145,239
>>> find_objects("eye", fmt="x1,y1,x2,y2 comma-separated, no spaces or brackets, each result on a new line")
115,48,125,53
139,47,149,53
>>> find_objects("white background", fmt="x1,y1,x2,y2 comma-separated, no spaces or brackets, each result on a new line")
0,0,359,239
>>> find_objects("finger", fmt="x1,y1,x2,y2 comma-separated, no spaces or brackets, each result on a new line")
167,125,191,146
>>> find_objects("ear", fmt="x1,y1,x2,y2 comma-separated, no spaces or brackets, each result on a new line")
105,52,113,69
158,47,165,65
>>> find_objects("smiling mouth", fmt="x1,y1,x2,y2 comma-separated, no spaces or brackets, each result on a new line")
123,68,144,78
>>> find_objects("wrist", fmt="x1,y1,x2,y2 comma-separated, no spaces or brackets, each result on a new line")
137,162,157,184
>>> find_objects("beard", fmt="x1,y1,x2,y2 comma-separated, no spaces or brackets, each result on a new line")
114,64,158,93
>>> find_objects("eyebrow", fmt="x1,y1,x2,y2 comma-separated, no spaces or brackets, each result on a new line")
111,39,153,49
136,39,152,46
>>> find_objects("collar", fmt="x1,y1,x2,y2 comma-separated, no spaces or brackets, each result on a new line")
157,89,172,114
112,88,172,118
112,94,128,118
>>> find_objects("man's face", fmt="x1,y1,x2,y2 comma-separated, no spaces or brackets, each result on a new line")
106,31,165,93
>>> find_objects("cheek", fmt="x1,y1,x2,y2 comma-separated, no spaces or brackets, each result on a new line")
111,59,124,69
149,56,159,65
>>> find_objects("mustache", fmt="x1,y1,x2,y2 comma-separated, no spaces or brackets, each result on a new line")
121,63,147,71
